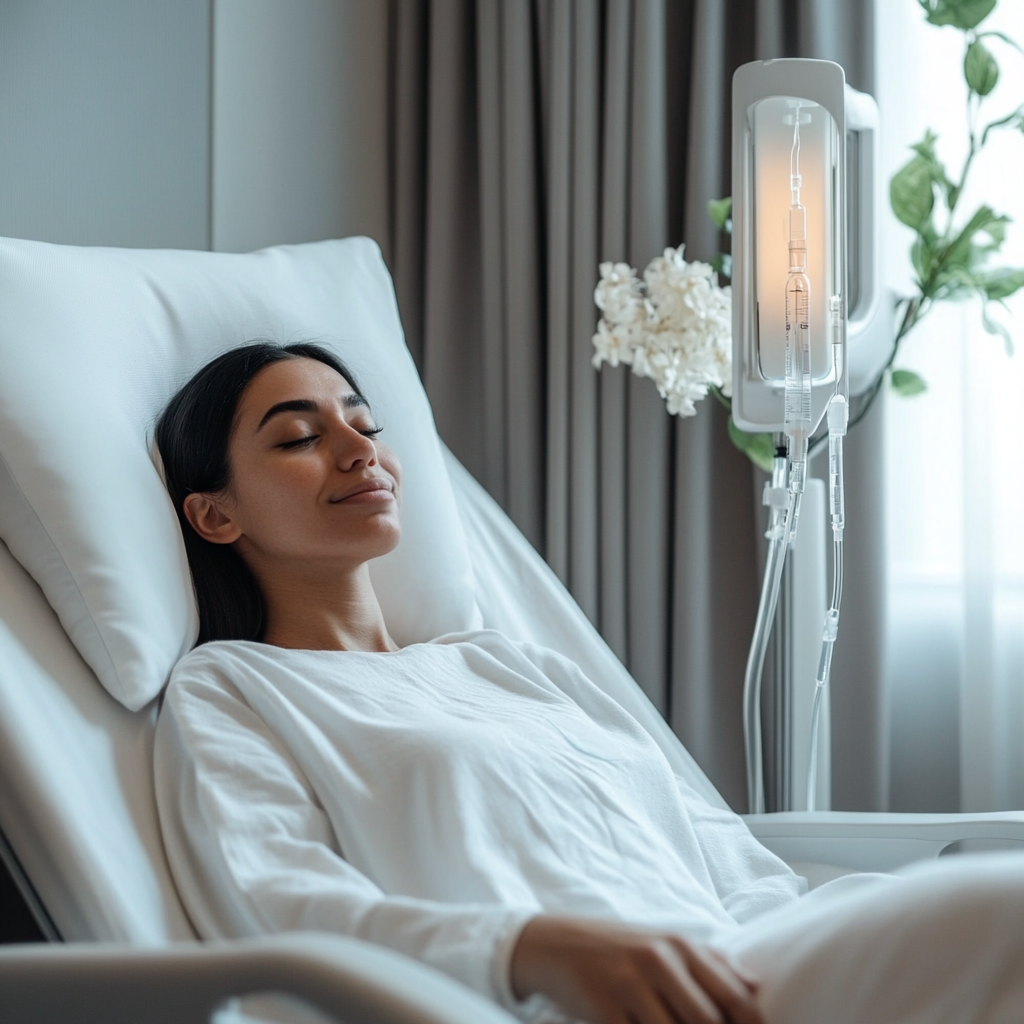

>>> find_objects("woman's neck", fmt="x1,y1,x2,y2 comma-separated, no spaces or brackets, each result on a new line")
254,560,397,653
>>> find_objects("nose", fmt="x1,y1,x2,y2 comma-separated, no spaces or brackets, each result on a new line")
331,419,377,472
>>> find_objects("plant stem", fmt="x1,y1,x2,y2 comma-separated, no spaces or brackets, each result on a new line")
948,43,979,222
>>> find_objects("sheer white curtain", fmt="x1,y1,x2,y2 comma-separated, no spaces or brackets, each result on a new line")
880,0,1024,812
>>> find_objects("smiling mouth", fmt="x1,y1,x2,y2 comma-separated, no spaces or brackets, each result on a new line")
330,480,395,504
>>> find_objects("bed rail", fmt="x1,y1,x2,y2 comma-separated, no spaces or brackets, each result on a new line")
745,810,1024,872
0,932,519,1024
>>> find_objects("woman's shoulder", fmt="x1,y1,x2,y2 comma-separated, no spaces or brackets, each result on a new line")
165,639,291,702
172,638,263,674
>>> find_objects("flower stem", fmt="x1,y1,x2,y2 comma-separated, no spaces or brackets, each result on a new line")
709,384,733,412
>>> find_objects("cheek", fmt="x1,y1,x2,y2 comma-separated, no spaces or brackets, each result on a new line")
377,444,402,490
230,457,324,530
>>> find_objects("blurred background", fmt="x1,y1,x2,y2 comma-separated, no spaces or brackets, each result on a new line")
1,0,1021,818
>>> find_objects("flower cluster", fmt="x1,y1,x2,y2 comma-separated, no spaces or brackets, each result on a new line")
592,246,732,417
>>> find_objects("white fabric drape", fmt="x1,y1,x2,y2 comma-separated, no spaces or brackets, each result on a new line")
881,1,1024,812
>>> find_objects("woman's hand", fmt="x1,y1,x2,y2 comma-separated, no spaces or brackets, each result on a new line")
509,914,765,1024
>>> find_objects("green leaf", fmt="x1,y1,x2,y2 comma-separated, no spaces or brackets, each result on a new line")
727,417,775,472
979,215,1008,251
708,197,732,232
931,270,980,302
890,154,936,230
891,369,928,396
928,205,1011,301
981,301,1015,355
909,127,940,161
936,269,991,302
943,204,1008,269
981,267,1024,300
918,0,996,30
965,39,999,95
909,129,956,203
911,233,937,285
710,252,733,279
979,30,1024,58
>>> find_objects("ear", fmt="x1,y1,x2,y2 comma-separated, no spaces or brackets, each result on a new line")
182,492,242,545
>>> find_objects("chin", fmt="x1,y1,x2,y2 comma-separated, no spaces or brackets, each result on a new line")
360,522,402,561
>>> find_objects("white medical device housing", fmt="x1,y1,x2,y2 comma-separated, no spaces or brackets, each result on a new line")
732,59,883,431
731,59,885,816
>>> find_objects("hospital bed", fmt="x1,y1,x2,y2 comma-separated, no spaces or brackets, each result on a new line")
0,236,1023,1024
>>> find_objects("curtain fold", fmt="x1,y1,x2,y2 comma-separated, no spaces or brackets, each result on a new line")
388,0,877,812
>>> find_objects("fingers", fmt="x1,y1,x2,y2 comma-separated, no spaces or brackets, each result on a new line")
676,943,766,1024
508,914,765,1024
705,947,760,992
628,979,723,1024
627,938,754,1024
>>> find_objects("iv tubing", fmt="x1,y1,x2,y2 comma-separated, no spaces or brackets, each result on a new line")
743,450,789,814
784,103,812,495
806,533,842,809
806,309,848,811
744,101,820,815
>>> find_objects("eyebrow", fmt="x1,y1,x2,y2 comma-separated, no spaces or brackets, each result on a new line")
256,393,368,432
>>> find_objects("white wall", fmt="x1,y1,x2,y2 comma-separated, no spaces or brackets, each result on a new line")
0,0,211,249
0,0,389,256
211,0,389,256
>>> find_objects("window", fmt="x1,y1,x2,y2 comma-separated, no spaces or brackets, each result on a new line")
880,0,1024,812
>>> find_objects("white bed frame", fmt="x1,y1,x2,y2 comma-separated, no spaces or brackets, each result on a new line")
1,447,1022,1024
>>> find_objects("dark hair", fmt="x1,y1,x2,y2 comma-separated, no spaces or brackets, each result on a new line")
156,341,365,645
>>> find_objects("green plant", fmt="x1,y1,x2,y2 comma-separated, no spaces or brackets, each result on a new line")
882,0,1024,404
713,0,1024,472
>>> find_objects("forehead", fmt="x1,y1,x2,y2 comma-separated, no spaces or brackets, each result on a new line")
239,357,354,412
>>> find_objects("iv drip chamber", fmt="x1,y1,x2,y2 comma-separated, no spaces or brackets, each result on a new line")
731,58,848,435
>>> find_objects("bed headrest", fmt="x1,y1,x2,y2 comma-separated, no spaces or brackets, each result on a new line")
0,235,481,711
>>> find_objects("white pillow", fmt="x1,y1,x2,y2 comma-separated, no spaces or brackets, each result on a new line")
0,235,482,711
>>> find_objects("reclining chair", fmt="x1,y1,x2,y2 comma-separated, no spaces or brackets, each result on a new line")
1,235,1022,1024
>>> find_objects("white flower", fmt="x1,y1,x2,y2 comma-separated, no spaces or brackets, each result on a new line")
591,245,732,417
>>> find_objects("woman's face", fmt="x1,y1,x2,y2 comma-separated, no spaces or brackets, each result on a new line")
189,357,401,573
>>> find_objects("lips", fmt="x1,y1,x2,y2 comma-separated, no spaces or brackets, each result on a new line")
329,478,395,503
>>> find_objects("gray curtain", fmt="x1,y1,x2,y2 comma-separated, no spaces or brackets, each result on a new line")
387,0,879,812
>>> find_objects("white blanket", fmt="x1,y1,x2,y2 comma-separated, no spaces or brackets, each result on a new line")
156,631,1024,1023
726,854,1024,1023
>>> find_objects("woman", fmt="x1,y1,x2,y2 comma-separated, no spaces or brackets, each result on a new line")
155,343,1024,1024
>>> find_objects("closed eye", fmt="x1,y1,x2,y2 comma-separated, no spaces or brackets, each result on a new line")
278,426,381,449
278,434,319,450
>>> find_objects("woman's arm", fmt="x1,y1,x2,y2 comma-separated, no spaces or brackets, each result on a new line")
510,915,765,1024
154,674,536,1011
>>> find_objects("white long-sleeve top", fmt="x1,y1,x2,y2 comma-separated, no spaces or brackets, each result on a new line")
154,630,803,1014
